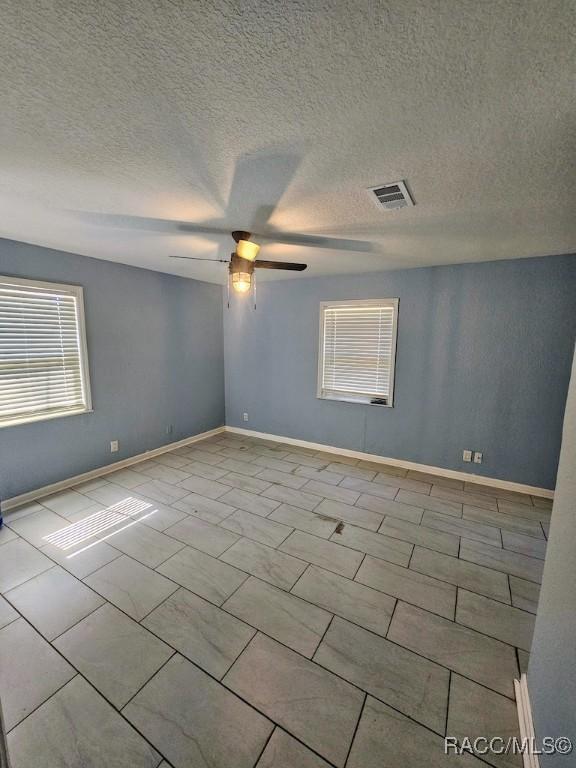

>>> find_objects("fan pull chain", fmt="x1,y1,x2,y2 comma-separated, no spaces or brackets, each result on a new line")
253,272,257,310
226,272,230,309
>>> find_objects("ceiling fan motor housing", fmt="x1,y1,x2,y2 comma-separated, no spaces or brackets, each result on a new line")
229,253,255,274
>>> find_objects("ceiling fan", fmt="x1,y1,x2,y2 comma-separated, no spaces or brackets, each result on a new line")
169,229,308,295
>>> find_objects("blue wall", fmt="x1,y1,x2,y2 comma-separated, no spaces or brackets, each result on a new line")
0,239,225,499
224,255,576,490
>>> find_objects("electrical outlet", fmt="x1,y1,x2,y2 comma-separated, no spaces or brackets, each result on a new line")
110,440,119,453
462,449,472,462
473,451,483,464
243,412,249,422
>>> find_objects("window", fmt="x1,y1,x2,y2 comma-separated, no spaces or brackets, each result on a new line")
0,276,92,428
317,299,399,407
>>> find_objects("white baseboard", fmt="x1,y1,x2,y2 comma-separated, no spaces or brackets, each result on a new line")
225,426,554,499
3,426,225,512
514,674,540,768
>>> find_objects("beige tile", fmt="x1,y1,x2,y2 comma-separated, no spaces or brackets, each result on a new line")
261,485,322,512
221,509,293,548
176,475,230,499
421,510,502,548
269,504,339,538
509,576,540,614
355,494,423,524
219,487,281,517
463,505,545,538
315,498,384,531
340,476,399,500
374,473,431,494
256,728,332,768
431,486,498,511
501,530,547,560
256,468,308,488
302,479,361,505
409,470,464,490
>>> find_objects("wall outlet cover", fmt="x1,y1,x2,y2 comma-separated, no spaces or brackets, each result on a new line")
110,440,119,453
474,451,483,464
462,449,472,462
243,412,249,422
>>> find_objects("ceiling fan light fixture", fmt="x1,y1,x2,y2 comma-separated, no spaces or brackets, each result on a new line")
232,271,252,293
236,239,260,261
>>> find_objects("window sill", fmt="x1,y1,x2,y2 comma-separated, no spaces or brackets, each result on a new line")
0,407,94,430
317,394,392,408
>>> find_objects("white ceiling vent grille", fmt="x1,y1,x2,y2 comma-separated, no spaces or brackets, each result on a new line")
368,180,414,210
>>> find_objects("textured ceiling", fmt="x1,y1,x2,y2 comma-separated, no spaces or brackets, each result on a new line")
0,0,574,283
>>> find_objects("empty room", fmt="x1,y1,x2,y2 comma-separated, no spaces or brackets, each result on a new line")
0,2,575,767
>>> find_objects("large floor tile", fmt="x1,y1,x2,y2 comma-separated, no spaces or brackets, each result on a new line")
396,490,462,517
184,447,227,464
106,468,152,489
325,462,375,479
107,521,185,567
55,603,173,707
374,472,431,494
379,517,459,556
447,675,522,768
0,618,75,730
41,489,96,517
0,594,18,629
220,471,272,494
501,529,547,559
172,491,236,523
509,576,540,614
497,499,550,521
421,510,502,547
40,538,122,579
85,555,178,619
253,454,303,473
125,654,272,768
135,479,189,503
261,484,322,511
221,509,293,548
221,538,307,590
388,602,518,698
0,538,54,593
219,487,281,517
165,515,239,556
158,545,247,604
355,494,423,524
301,480,361,505
256,467,308,488
314,498,384,531
294,465,346,486
143,587,254,677
410,547,511,603
459,540,544,583
154,452,191,469
175,475,231,499
280,530,363,578
356,555,456,619
7,676,160,768
340,476,399,500
269,503,339,538
408,470,464,490
292,564,396,637
135,499,188,532
218,457,264,476
135,462,190,485
0,525,17,546
347,696,485,768
224,633,363,767
5,566,104,640
456,589,535,651
181,459,229,481
331,525,412,566
463,506,544,538
223,576,331,657
315,617,449,734
431,486,498,511
5,508,69,547
256,728,331,768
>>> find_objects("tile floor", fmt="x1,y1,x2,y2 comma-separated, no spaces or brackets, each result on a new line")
0,433,551,768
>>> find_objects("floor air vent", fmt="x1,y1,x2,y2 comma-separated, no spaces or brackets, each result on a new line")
369,180,414,210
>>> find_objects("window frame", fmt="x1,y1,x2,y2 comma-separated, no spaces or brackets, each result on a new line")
0,274,93,429
317,298,399,408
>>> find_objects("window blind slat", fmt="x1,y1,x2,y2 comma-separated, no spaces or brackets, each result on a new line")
319,300,398,404
0,277,91,427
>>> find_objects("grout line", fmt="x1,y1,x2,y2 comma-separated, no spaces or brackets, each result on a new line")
343,692,367,767
120,650,177,710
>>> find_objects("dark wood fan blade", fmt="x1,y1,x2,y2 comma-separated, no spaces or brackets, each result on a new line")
254,260,307,271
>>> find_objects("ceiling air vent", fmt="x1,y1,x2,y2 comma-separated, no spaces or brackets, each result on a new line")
368,180,414,210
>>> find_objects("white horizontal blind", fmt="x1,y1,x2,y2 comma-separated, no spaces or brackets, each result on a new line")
0,277,91,427
319,300,398,404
